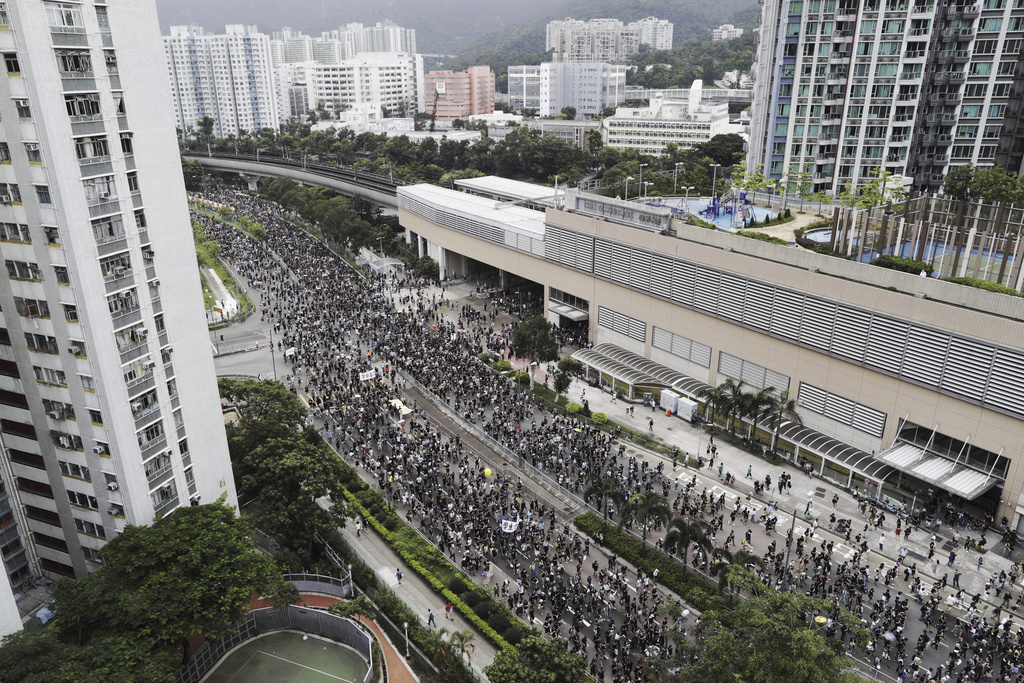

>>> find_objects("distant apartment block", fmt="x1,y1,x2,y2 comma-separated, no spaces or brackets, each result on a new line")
603,85,730,155
508,62,627,118
423,67,495,120
546,17,673,63
713,24,745,41
163,25,279,137
271,21,416,67
309,52,425,118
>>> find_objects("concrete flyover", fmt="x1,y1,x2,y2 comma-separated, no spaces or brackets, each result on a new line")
185,153,400,211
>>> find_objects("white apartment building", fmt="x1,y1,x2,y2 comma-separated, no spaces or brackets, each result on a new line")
273,62,316,120
603,86,731,155
271,22,416,68
508,62,627,118
343,21,417,55
713,24,746,41
164,25,280,138
309,53,425,118
546,17,673,63
0,0,237,636
749,0,1024,193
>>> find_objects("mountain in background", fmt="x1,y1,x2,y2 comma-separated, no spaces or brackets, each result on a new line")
154,0,567,54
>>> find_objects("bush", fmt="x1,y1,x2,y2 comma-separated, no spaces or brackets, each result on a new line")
503,627,524,646
370,505,382,517
383,517,398,532
462,591,481,607
565,402,582,414
945,276,1023,297
478,352,491,363
513,370,530,385
493,360,513,372
487,613,510,633
448,577,468,595
346,480,365,492
473,601,493,620
580,400,592,418
740,231,789,246
592,412,609,424
870,255,934,276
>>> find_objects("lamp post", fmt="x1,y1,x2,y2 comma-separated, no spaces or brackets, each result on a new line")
683,186,695,213
673,162,684,194
711,163,723,198
643,181,653,199
403,622,410,658
639,163,648,188
625,175,634,200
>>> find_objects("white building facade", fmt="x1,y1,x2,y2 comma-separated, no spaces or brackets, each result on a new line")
603,92,731,155
713,24,746,41
164,25,280,138
508,62,627,118
309,53,425,118
546,17,673,62
0,0,237,636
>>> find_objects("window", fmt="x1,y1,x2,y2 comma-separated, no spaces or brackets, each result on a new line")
6,260,42,281
14,99,30,119
134,210,147,230
964,83,988,98
91,216,124,243
74,518,105,538
65,93,100,118
58,460,89,480
154,313,165,334
83,175,116,204
63,304,78,323
103,50,117,73
137,421,164,448
120,133,133,155
956,125,978,139
25,144,41,164
107,289,138,318
112,93,125,115
998,62,1017,76
0,223,30,243
4,53,19,75
95,6,109,30
24,333,58,354
35,186,52,205
178,437,189,455
45,3,85,30
961,104,983,117
56,50,92,75
15,298,50,318
34,366,66,386
43,226,59,246
951,144,974,158
100,252,131,278
975,40,998,55
80,375,94,392
88,409,102,425
989,104,1006,118
983,124,1002,138
980,17,1003,32
75,136,109,161
969,62,993,76
1004,39,1022,55
66,490,98,510
126,172,139,193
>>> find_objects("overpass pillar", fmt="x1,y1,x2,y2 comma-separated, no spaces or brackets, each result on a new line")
416,235,425,258
239,173,260,191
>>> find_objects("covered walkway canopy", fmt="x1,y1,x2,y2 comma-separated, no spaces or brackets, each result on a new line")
776,421,897,492
548,303,589,322
572,347,670,399
572,344,712,401
878,442,1003,501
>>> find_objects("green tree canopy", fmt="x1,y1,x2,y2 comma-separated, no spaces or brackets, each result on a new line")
510,316,560,388
483,632,588,683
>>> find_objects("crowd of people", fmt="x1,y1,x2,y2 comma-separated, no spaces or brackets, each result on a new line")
195,189,1024,683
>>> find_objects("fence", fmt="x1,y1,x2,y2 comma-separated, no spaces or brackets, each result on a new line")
175,604,373,683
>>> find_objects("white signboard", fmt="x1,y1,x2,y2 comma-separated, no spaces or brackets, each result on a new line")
571,193,671,232
358,369,376,382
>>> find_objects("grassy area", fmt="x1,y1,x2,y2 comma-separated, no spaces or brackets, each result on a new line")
199,271,216,310
190,207,256,323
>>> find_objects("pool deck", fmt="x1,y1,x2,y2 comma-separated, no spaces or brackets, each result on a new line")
247,593,419,683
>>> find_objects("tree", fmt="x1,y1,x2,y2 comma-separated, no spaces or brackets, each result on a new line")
584,474,627,534
765,389,802,454
328,595,375,631
721,378,748,434
972,166,1020,204
697,383,728,429
510,316,560,389
560,106,577,120
180,156,204,192
553,369,572,400
557,357,583,377
447,629,476,667
942,163,976,201
483,632,588,683
196,115,216,144
745,386,776,442
663,516,712,575
707,548,766,598
0,505,294,683
620,492,671,554
219,378,307,452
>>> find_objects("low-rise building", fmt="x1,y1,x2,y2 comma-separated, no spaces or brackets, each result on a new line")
712,24,745,41
423,66,495,120
602,84,730,155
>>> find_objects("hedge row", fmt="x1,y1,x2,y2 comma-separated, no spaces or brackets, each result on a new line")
342,484,515,652
740,231,789,246
573,512,729,615
944,276,1024,297
870,254,934,275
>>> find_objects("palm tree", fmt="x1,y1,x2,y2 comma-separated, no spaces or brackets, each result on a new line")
722,378,748,434
708,548,767,598
424,627,453,667
746,386,776,442
765,389,802,454
447,629,476,667
663,516,712,575
619,492,672,554
697,383,727,429
584,473,627,533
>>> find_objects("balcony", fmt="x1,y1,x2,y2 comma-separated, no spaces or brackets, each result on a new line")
926,134,953,145
955,4,981,18
942,28,975,40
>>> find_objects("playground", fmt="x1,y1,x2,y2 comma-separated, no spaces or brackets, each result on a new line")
641,191,778,231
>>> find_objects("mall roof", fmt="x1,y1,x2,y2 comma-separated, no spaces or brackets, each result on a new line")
454,176,559,203
398,184,546,239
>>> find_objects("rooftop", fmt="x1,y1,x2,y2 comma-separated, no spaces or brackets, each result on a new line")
398,183,546,239
454,176,561,203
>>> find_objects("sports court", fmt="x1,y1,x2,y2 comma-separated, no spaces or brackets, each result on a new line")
202,631,370,683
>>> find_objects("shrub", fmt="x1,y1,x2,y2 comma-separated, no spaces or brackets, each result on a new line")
870,255,934,276
580,400,592,418
448,577,468,595
478,352,491,363
462,591,481,607
503,627,524,646
565,402,582,414
740,231,789,246
945,276,1023,297
383,517,398,532
370,505,383,517
487,613,510,633
473,601,493,620
592,412,609,424
513,370,530,385
493,360,512,372
346,480,365,492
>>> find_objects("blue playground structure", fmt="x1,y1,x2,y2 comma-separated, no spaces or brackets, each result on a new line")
641,193,774,231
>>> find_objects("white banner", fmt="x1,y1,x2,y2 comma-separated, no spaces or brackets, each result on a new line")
358,369,376,382
500,517,519,533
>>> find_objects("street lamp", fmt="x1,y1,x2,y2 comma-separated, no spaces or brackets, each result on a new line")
643,181,653,199
639,163,649,188
683,186,695,210
625,175,634,200
711,164,723,198
673,162,684,194
403,622,410,658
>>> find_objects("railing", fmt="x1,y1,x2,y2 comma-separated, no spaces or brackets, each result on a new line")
175,604,373,683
